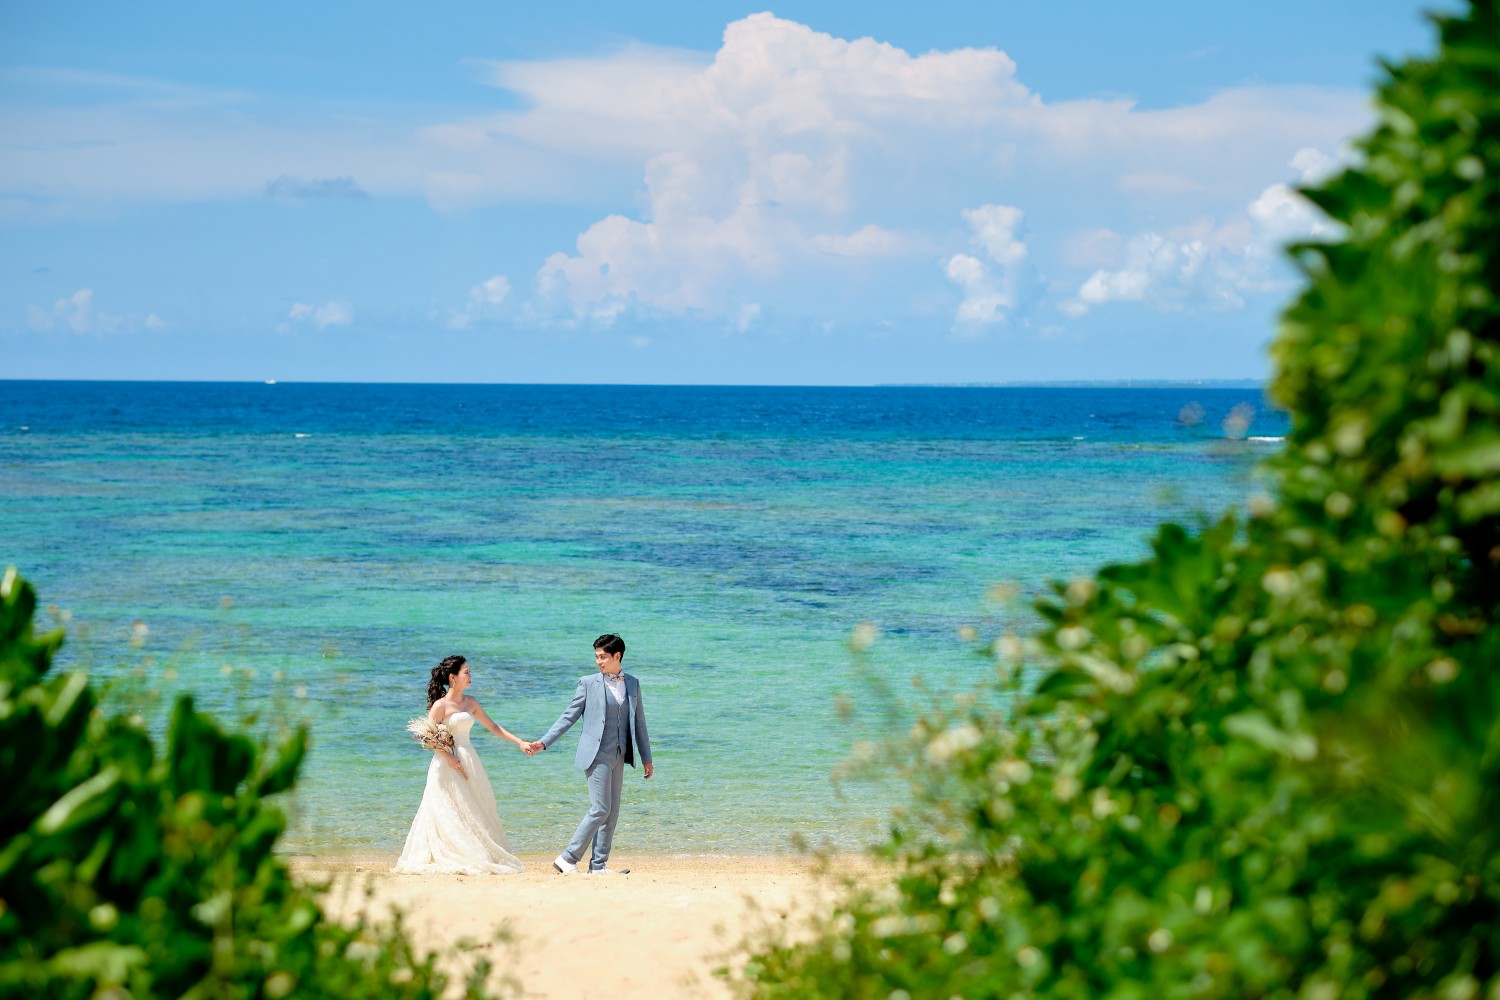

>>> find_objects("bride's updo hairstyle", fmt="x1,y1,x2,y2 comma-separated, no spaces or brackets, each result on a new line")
427,655,466,708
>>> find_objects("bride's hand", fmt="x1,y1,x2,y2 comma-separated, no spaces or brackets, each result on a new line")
446,754,467,779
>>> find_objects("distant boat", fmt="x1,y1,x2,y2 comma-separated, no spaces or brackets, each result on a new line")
265,379,277,385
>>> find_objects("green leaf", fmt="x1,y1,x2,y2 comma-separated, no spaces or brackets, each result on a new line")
256,726,308,797
47,942,148,984
36,765,122,835
1222,712,1318,761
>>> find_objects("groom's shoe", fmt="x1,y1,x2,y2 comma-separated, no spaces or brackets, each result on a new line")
552,854,578,875
586,867,627,876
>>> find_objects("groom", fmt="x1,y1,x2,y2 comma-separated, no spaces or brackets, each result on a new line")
529,633,653,876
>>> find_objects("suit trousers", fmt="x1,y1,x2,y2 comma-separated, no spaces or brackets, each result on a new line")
564,745,625,869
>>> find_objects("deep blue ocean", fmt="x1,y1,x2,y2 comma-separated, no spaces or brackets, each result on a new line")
1,381,1286,856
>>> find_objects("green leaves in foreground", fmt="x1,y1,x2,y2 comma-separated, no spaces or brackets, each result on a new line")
0,567,488,999
739,2,1499,997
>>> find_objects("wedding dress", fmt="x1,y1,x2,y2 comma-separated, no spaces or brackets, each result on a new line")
392,711,525,874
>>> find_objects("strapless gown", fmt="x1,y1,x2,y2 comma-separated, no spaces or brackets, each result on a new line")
392,711,525,874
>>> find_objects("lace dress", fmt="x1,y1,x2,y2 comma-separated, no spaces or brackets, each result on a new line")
392,711,525,874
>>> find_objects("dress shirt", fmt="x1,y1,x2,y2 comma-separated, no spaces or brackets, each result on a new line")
604,671,626,704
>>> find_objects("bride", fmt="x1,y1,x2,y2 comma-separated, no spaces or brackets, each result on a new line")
393,655,530,874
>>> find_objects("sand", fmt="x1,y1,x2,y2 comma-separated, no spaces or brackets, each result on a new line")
291,854,860,999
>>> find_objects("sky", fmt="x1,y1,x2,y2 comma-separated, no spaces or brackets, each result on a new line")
0,1,1453,384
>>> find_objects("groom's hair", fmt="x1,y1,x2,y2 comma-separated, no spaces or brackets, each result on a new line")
593,633,625,659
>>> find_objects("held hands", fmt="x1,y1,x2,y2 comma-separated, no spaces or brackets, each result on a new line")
515,736,646,774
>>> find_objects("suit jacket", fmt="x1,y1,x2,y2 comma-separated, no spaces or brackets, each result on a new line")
538,671,652,771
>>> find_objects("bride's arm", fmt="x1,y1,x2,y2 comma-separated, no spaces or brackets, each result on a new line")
468,700,528,748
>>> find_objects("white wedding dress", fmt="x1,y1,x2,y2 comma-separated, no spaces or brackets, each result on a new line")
392,711,525,874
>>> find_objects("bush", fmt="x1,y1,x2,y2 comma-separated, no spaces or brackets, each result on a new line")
739,2,1499,997
0,567,493,999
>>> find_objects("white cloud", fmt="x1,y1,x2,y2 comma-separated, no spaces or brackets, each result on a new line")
943,204,1027,328
1063,147,1338,316
1076,233,1197,308
531,14,1041,322
0,17,1374,331
448,275,512,329
945,254,1007,325
516,15,1364,326
811,224,906,257
0,67,575,212
962,204,1027,267
1247,182,1324,243
1032,86,1362,192
1290,145,1341,183
476,275,512,303
288,300,353,328
25,288,123,334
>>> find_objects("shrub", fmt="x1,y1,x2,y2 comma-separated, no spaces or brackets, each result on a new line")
739,2,1499,997
0,566,492,999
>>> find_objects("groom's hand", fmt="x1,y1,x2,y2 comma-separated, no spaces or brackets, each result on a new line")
643,762,654,779
527,740,545,754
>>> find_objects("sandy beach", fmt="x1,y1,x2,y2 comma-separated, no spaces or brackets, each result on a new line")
292,854,856,999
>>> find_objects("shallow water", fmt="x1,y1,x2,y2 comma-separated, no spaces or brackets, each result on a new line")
1,382,1285,854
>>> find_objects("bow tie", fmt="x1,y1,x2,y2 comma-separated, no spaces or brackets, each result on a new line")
604,673,623,683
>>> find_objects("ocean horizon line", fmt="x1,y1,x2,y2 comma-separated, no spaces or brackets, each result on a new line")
2,377,1268,390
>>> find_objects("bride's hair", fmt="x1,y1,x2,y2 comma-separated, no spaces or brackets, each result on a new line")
427,655,466,707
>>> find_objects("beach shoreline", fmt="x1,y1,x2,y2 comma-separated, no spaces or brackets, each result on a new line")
291,853,864,999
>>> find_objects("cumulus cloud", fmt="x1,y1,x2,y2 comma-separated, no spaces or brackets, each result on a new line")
1062,148,1338,317
287,300,353,328
448,275,512,329
0,17,1375,331
945,254,1005,324
25,288,123,334
963,204,1027,267
264,175,368,200
531,14,1039,322
1290,145,1342,184
482,17,1031,158
513,15,1365,327
943,204,1028,328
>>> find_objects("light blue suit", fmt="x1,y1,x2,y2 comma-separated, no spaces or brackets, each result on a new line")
539,671,652,870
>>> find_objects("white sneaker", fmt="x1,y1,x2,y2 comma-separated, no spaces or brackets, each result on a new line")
553,854,578,875
587,867,626,876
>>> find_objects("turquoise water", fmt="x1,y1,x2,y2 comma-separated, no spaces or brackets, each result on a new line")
1,382,1283,855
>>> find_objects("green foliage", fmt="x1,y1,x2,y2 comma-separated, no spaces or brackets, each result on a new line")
740,3,1500,997
0,567,494,999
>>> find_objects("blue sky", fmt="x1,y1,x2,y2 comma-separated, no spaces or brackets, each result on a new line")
1,1,1449,384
